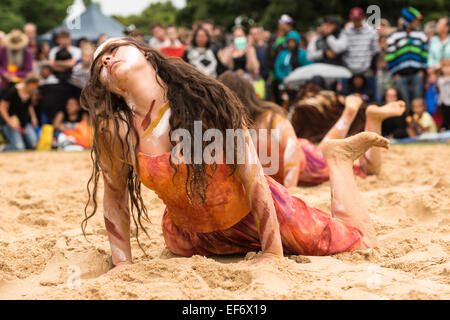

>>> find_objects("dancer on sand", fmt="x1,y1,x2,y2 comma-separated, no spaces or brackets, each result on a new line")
82,38,389,274
219,71,406,187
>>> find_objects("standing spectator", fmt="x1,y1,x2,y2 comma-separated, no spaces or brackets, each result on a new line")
202,20,223,55
427,16,450,73
149,23,169,49
307,16,348,66
249,25,269,81
343,7,379,75
178,28,192,46
97,33,108,47
375,34,392,102
424,21,437,42
33,41,51,75
385,7,428,109
269,15,294,59
274,31,311,82
202,20,215,39
0,30,33,90
437,58,450,130
71,45,94,89
218,26,259,80
183,27,219,78
129,30,146,43
160,25,186,58
24,23,38,59
0,73,40,151
49,30,81,83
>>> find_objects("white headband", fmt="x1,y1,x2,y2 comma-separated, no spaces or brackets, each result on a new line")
94,37,123,60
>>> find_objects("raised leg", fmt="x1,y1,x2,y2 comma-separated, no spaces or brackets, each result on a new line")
318,95,363,148
360,101,406,175
320,132,390,249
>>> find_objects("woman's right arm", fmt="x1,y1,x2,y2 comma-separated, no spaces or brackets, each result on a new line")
98,122,133,269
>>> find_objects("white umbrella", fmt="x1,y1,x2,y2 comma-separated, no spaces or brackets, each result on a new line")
283,63,352,87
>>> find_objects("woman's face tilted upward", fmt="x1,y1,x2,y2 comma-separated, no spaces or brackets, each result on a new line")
94,39,149,96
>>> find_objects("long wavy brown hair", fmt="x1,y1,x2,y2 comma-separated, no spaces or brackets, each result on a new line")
218,71,287,129
291,84,366,143
80,38,247,248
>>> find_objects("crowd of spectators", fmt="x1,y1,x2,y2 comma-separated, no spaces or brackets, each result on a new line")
1,6,449,152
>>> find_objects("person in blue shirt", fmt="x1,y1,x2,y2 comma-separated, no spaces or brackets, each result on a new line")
275,31,312,82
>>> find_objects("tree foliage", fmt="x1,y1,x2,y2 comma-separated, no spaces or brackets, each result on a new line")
113,2,179,35
0,0,73,34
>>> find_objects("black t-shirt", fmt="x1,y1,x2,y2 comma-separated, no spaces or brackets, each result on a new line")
2,86,31,125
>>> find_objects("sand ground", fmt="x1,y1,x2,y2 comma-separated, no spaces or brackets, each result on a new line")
0,145,449,300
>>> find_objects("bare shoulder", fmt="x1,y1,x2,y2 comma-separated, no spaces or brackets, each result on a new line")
97,113,137,168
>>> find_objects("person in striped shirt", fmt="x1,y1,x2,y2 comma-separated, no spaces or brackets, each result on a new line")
343,7,379,76
385,7,428,109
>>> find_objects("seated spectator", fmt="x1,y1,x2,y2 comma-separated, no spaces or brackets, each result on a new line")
39,62,59,85
149,23,169,49
49,30,81,83
406,98,438,135
341,74,374,102
307,16,348,66
53,97,90,151
274,31,311,83
437,58,450,130
381,87,409,139
160,25,186,58
71,45,94,89
218,26,259,80
0,30,33,90
0,73,40,151
183,27,219,78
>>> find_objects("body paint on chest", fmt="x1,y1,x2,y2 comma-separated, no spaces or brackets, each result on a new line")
141,100,156,131
142,102,170,139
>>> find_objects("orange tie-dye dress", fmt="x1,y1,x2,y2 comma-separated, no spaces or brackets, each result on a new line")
138,152,362,257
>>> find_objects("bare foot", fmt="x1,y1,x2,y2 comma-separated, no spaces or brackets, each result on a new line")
321,132,389,164
344,95,364,116
366,101,406,122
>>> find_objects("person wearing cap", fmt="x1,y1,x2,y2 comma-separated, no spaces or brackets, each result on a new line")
343,7,379,76
307,15,348,66
268,14,295,103
385,7,428,109
0,30,33,90
274,31,312,82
